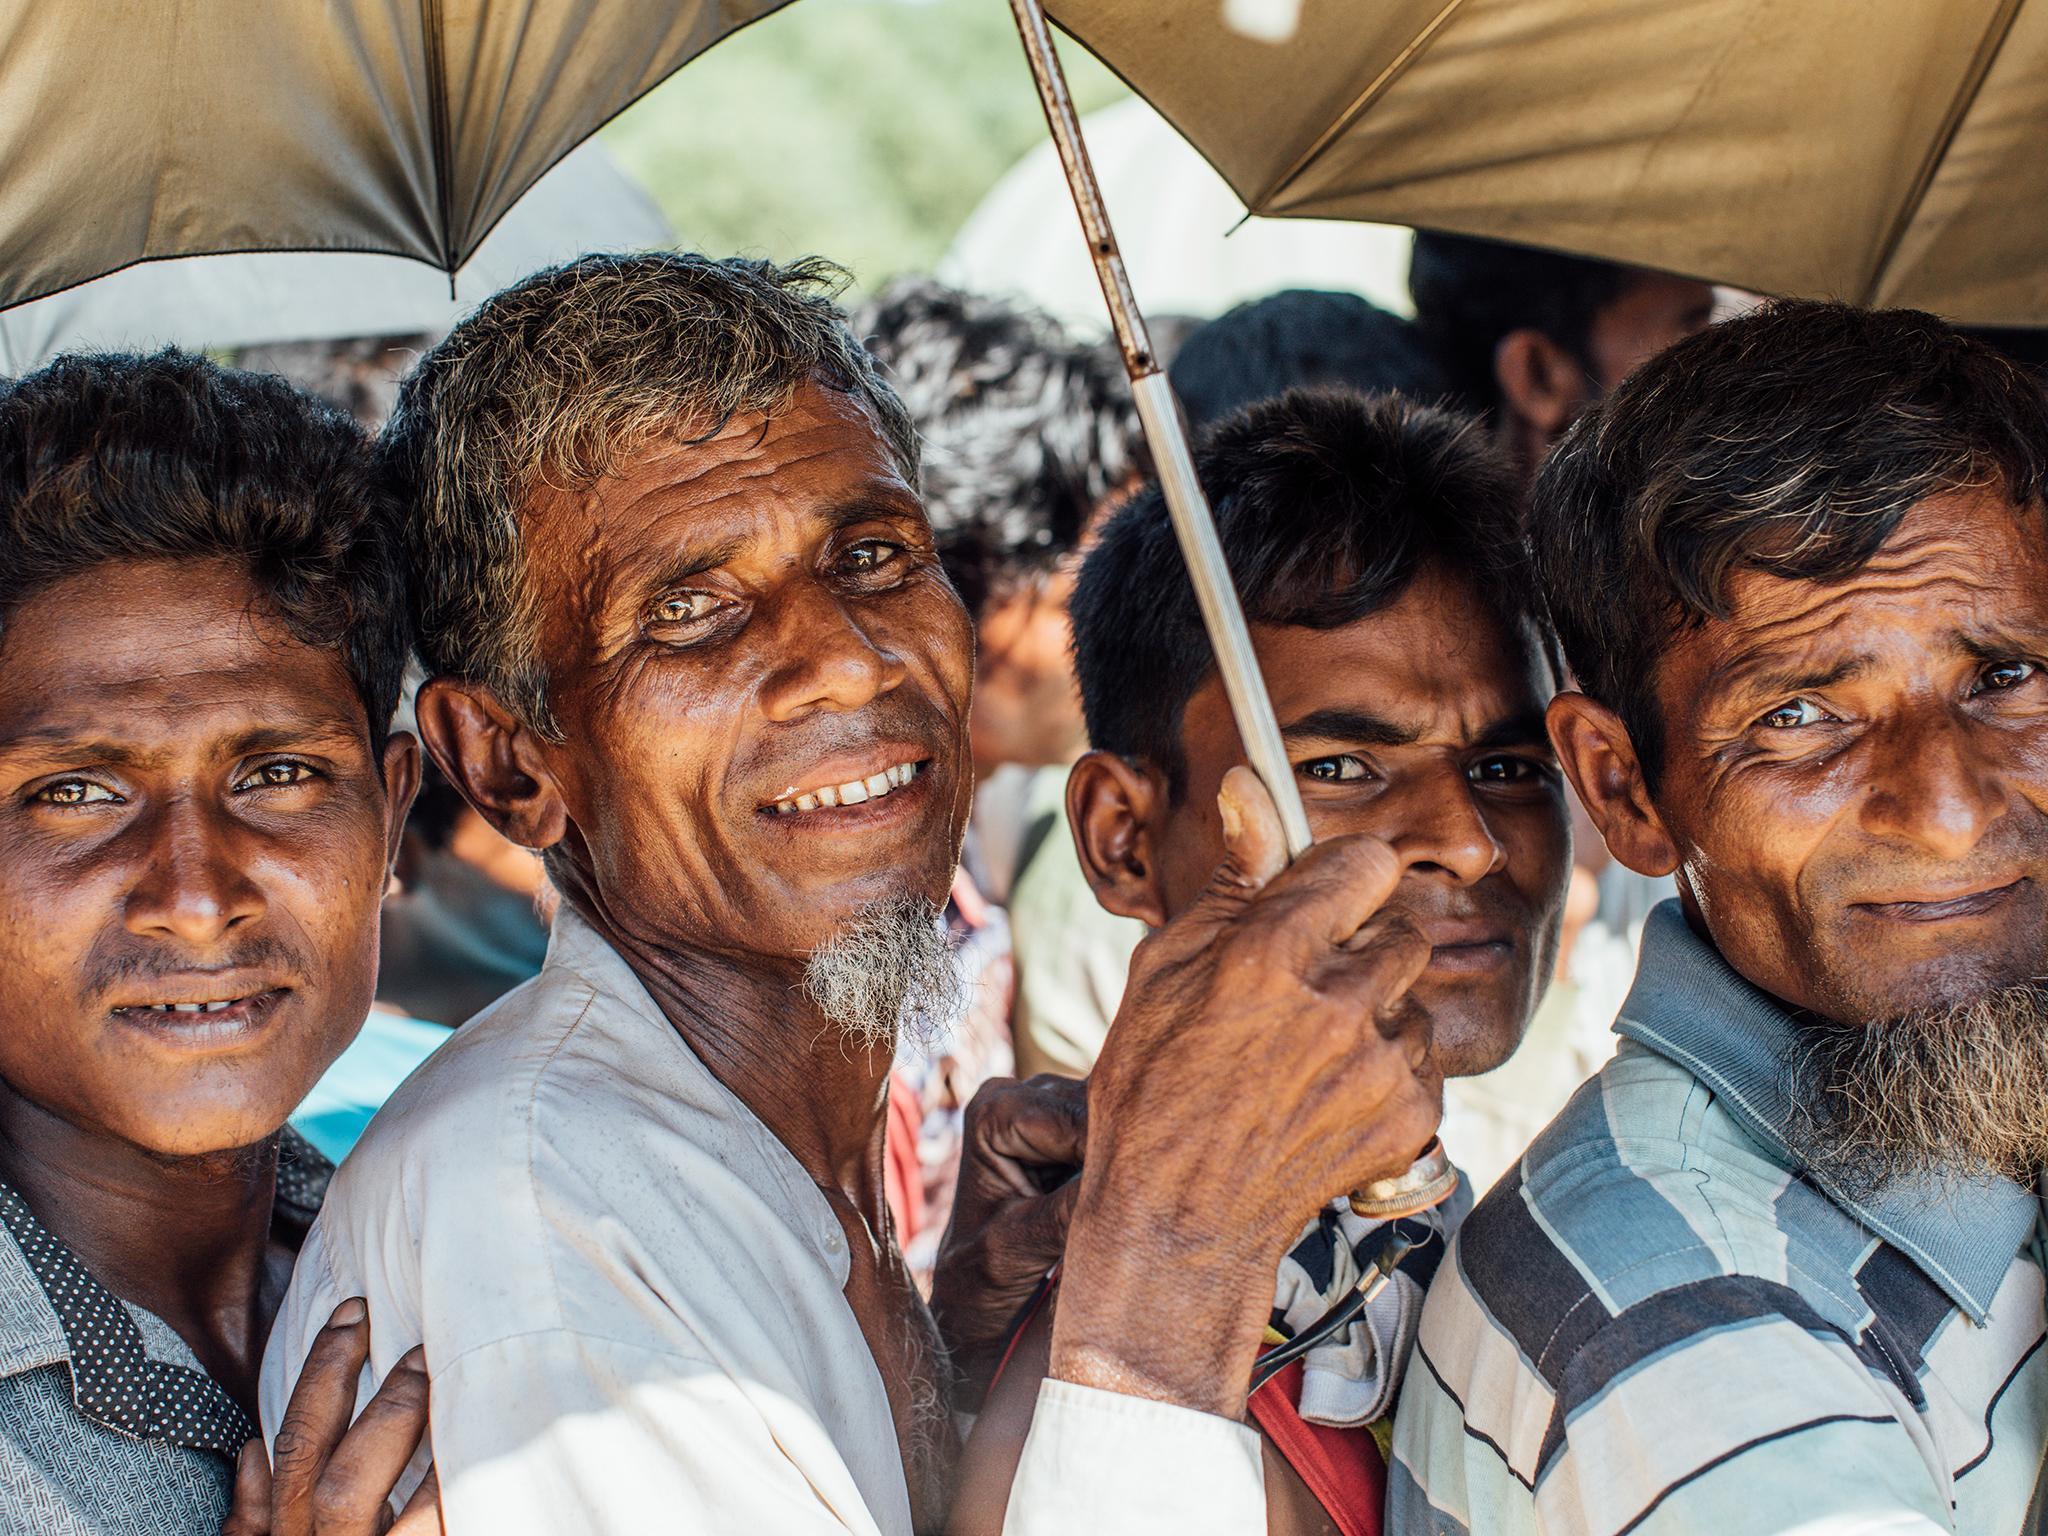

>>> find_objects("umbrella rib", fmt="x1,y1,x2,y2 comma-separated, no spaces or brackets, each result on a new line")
1863,0,2025,306
420,0,458,276
1249,0,1472,214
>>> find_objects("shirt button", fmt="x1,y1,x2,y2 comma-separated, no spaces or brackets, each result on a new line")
823,1229,845,1255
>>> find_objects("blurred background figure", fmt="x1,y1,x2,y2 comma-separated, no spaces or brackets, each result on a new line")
243,337,556,1161
1168,287,1447,431
858,278,1151,1269
235,334,434,430
1408,230,1717,484
1405,232,1717,1187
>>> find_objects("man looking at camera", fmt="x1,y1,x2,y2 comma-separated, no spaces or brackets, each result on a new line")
0,351,436,1535
1393,302,2048,1534
263,253,1445,1535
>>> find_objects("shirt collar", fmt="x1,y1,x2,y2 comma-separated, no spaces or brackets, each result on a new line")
1615,899,2038,1324
0,1127,331,1455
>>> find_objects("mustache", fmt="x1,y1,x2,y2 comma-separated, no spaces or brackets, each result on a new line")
734,693,958,781
1812,811,2048,901
82,934,308,1003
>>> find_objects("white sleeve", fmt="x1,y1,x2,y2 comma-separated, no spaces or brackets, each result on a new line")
1004,1380,1266,1535
430,1330,886,1536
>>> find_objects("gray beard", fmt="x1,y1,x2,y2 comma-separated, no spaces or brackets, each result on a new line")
1786,982,2048,1198
801,894,961,1055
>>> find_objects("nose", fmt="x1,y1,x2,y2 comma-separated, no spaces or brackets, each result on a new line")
1382,764,1508,886
1858,714,2006,861
122,795,267,944
756,578,910,723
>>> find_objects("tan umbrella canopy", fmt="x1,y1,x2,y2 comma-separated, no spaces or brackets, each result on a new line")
6,0,2046,322
1058,0,2048,324
0,0,787,310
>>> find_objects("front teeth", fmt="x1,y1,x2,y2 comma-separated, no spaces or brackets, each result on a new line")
147,1000,237,1014
772,761,920,815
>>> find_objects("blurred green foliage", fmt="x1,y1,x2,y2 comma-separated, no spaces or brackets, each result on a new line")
602,0,1124,297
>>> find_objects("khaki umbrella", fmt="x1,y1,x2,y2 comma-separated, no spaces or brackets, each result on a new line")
5,1,2047,322
0,1,785,311
1060,0,2048,324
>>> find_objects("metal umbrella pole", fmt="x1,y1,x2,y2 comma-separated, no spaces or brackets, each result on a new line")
1005,0,1456,1220
1005,0,1314,861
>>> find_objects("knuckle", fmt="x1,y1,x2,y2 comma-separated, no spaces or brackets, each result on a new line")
271,1422,323,1481
312,1473,362,1529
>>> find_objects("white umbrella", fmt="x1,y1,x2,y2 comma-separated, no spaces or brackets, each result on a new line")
0,139,674,374
940,96,1415,331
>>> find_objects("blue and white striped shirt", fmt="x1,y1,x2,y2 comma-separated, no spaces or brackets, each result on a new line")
1391,901,2047,1535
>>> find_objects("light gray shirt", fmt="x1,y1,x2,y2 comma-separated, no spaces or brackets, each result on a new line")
263,906,1266,1534
0,1135,326,1535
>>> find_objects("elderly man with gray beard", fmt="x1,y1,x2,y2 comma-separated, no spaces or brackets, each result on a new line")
258,253,1442,1536
1392,301,2048,1535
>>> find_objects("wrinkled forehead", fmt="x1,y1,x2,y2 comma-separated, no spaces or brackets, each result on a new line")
0,558,370,758
1673,491,2048,716
519,386,924,594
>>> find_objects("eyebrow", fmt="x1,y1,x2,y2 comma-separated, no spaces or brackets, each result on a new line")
1722,654,1871,704
1281,708,1422,749
0,719,366,769
633,491,929,596
1280,706,1552,753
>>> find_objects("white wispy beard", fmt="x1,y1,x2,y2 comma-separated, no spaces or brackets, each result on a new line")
1787,982,2048,1196
801,894,962,1054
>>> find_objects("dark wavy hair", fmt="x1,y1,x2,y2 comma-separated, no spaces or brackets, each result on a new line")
856,277,1144,619
386,252,915,737
1168,289,1447,432
1409,231,1643,417
1532,299,2048,783
0,349,407,753
1071,388,1544,797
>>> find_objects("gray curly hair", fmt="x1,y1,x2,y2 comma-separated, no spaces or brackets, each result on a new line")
381,251,920,736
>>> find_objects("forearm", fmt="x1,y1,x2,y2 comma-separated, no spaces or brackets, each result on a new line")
1048,1185,1275,1421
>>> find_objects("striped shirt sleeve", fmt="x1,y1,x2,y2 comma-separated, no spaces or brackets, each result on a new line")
1391,1261,1957,1536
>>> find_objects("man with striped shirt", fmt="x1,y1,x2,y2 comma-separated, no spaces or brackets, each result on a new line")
1392,301,2048,1534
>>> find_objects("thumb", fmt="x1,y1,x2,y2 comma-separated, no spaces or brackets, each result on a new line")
1205,764,1290,903
223,1439,273,1536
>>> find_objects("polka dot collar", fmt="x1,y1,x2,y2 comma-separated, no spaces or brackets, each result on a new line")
0,1128,332,1457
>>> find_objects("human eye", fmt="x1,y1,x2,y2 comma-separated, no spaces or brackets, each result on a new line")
1756,698,1830,731
839,539,907,579
644,590,728,627
1299,755,1369,783
1973,658,2039,695
1469,754,1551,786
29,778,121,807
232,759,322,792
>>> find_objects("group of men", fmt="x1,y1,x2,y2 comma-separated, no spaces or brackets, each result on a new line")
0,235,2043,1536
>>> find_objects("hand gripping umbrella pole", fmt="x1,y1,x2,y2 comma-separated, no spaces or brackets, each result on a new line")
1005,0,1455,1224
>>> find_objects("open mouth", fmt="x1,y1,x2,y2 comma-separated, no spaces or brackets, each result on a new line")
765,759,926,816
109,987,289,1039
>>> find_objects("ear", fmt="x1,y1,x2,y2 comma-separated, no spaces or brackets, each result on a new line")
1066,749,1168,927
377,729,423,881
1546,692,1679,878
414,677,572,853
1494,327,1591,444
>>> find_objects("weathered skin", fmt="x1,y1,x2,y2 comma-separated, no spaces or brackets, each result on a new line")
418,380,1447,1528
0,556,433,1530
1550,488,2048,1024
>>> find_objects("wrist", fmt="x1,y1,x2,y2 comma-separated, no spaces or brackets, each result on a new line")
1051,1195,1275,1420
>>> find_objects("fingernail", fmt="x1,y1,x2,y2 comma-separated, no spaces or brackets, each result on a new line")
331,1297,368,1327
1218,785,1243,842
398,1343,427,1370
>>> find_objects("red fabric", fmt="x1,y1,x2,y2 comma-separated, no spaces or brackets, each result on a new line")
883,1071,927,1246
983,1276,1386,1536
1247,1357,1387,1536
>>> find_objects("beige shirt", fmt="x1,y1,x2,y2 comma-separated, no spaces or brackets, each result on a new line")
260,908,1263,1535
